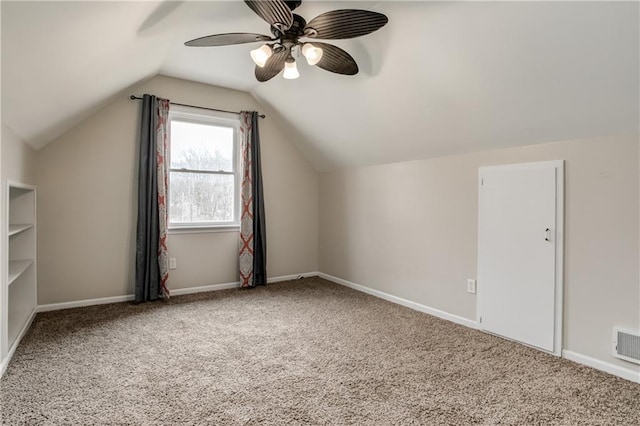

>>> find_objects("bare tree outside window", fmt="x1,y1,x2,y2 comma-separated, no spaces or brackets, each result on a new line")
169,119,238,226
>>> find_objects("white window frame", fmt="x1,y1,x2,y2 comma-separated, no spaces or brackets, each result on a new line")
167,105,241,233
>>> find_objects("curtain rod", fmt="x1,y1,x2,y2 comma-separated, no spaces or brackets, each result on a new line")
129,95,265,119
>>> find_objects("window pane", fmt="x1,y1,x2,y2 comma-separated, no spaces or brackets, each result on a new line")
169,172,234,223
170,120,234,172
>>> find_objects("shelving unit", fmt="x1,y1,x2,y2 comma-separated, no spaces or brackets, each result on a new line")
9,224,33,237
1,182,37,376
8,260,34,285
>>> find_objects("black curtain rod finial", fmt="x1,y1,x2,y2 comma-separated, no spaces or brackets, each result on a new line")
129,94,265,119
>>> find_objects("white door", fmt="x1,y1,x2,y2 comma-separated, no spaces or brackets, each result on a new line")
477,162,563,354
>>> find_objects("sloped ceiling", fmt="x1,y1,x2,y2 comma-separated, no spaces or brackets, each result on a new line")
2,1,638,171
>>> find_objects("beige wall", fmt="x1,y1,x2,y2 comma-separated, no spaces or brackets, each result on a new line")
35,75,318,304
2,125,36,185
319,134,639,372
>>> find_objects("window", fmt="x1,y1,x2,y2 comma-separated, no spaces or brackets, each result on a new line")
168,106,240,230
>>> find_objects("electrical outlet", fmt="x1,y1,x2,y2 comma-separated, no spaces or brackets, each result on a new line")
467,279,476,294
169,258,177,270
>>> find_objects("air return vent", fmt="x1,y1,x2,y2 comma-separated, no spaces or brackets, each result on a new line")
612,327,640,365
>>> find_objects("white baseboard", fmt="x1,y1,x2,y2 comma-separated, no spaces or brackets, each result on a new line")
1,307,37,377
164,272,320,296
318,272,478,329
267,271,319,283
36,272,319,312
0,355,8,378
562,350,640,384
170,281,240,296
37,295,135,313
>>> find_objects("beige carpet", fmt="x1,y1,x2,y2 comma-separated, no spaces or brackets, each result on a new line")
1,277,639,425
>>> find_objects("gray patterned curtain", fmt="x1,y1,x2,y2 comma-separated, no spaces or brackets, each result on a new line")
135,94,171,302
239,111,267,288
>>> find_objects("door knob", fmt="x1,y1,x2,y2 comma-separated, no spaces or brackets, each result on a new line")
545,228,551,241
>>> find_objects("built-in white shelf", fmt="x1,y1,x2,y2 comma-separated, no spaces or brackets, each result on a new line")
8,224,33,237
8,260,34,286
2,182,37,377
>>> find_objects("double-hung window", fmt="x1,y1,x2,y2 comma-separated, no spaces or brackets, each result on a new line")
168,105,241,231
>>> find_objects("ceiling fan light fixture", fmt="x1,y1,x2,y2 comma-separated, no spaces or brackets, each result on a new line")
283,57,300,79
250,44,273,67
186,1,388,81
301,43,323,66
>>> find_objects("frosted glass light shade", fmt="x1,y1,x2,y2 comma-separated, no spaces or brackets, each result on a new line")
302,43,323,66
250,45,272,67
283,59,300,79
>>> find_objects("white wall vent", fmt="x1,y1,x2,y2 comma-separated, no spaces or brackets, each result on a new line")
613,327,640,365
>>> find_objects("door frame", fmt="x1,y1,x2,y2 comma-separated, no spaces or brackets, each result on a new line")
477,160,564,356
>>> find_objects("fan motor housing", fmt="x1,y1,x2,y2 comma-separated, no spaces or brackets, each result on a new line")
271,13,306,41
284,0,302,11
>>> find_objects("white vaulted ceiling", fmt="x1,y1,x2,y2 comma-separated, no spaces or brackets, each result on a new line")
2,1,638,171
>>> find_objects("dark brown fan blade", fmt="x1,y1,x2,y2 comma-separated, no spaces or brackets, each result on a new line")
255,49,289,82
304,9,388,39
185,33,272,47
312,42,358,75
244,0,293,30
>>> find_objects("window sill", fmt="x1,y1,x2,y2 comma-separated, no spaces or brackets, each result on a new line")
168,225,240,235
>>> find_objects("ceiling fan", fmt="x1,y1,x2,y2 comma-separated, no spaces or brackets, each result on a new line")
184,0,388,82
